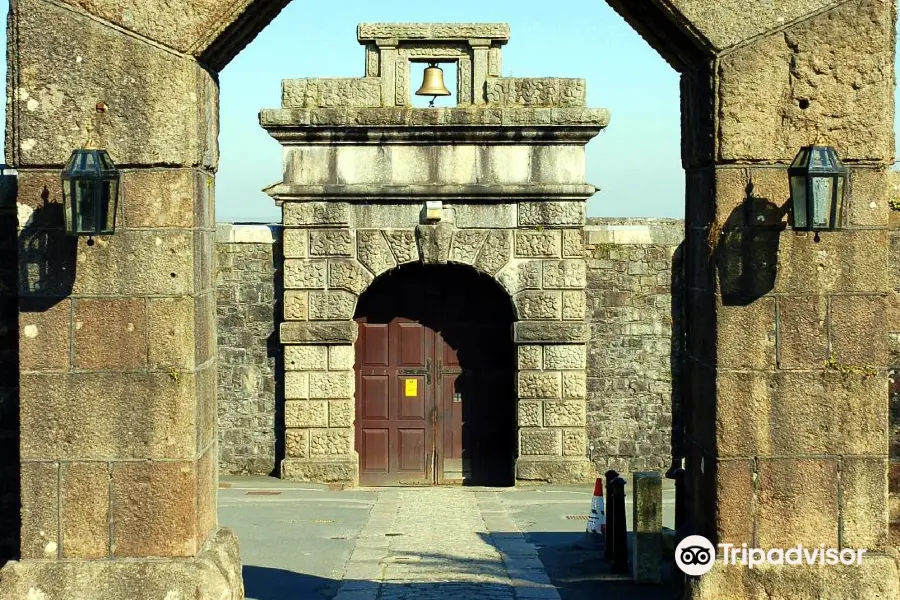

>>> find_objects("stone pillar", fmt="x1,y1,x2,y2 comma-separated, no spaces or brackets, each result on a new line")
0,0,242,597
678,1,897,597
632,472,662,584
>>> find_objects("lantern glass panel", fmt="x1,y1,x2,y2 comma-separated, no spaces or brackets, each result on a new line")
101,178,118,234
810,175,834,229
75,179,98,234
790,174,808,229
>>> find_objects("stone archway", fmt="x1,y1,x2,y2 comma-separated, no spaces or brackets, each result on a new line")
3,2,897,600
353,262,517,487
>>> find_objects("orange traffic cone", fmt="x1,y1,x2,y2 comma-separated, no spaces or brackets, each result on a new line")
586,477,605,535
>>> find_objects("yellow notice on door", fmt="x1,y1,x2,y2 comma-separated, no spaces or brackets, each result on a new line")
404,378,418,397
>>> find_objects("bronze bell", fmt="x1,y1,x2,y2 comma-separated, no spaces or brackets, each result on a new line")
415,63,451,105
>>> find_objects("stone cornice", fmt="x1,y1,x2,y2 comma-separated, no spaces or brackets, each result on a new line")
264,183,597,202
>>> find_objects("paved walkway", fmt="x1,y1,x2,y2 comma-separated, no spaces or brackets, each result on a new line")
335,488,558,600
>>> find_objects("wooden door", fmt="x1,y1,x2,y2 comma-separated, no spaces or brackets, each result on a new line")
355,317,436,486
436,331,464,484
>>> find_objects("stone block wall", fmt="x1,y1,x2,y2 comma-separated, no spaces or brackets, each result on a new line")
215,224,281,475
585,219,684,475
213,217,686,478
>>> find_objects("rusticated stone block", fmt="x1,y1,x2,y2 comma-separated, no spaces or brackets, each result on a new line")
281,321,358,344
329,346,354,370
518,371,561,398
520,428,562,456
283,291,309,321
519,202,585,227
148,296,195,369
19,298,70,371
309,290,357,320
357,230,397,275
282,77,381,108
717,297,776,370
544,400,586,426
285,346,328,371
475,230,512,276
562,291,586,320
285,400,328,428
717,0,894,162
841,457,888,551
283,202,350,227
562,372,587,399
309,372,354,399
111,461,197,557
20,372,197,460
285,429,310,459
20,460,59,559
310,229,353,257
716,371,887,457
517,345,542,370
121,169,198,229
515,230,561,258
715,459,755,546
0,529,245,600
74,298,148,370
847,168,890,227
281,457,358,483
310,429,352,456
515,456,595,483
544,345,586,369
283,229,308,259
562,429,586,456
329,400,354,427
10,0,217,167
385,230,419,264
542,260,586,288
514,291,562,320
284,259,327,289
757,458,838,549
562,229,584,258
450,230,489,265
777,295,827,369
775,229,888,294
61,462,109,559
830,294,888,367
514,322,589,343
496,260,541,296
328,259,374,294
486,77,586,107
518,401,542,427
285,372,309,400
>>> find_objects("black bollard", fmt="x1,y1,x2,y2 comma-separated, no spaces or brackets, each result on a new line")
611,477,629,573
673,468,686,531
604,470,619,561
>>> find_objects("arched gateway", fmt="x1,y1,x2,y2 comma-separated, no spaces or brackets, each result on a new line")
263,23,605,487
355,263,517,486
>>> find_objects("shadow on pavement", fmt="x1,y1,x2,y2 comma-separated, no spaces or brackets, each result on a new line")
244,566,337,600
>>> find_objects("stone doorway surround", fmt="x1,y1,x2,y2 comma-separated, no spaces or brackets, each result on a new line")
259,23,608,486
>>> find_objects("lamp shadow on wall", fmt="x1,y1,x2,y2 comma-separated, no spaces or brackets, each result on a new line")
713,180,787,307
4,175,77,566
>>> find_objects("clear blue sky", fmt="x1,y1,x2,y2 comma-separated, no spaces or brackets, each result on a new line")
1,1,898,222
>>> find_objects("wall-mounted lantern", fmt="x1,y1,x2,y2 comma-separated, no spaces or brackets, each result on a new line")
788,145,847,240
60,147,120,239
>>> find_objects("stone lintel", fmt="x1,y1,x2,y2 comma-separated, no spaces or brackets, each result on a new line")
259,107,610,137
264,183,597,202
514,322,589,344
281,321,358,345
358,23,510,44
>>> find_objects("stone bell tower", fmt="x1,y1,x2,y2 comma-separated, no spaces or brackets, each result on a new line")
260,23,609,485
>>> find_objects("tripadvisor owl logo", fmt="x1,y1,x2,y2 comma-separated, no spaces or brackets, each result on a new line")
675,535,716,576
674,535,869,576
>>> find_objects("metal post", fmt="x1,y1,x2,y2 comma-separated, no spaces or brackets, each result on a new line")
673,467,686,531
604,470,619,561
611,477,628,573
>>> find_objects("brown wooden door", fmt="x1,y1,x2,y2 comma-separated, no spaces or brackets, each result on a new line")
436,331,464,484
356,317,436,486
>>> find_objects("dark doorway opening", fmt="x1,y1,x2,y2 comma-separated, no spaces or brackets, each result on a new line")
354,263,517,487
